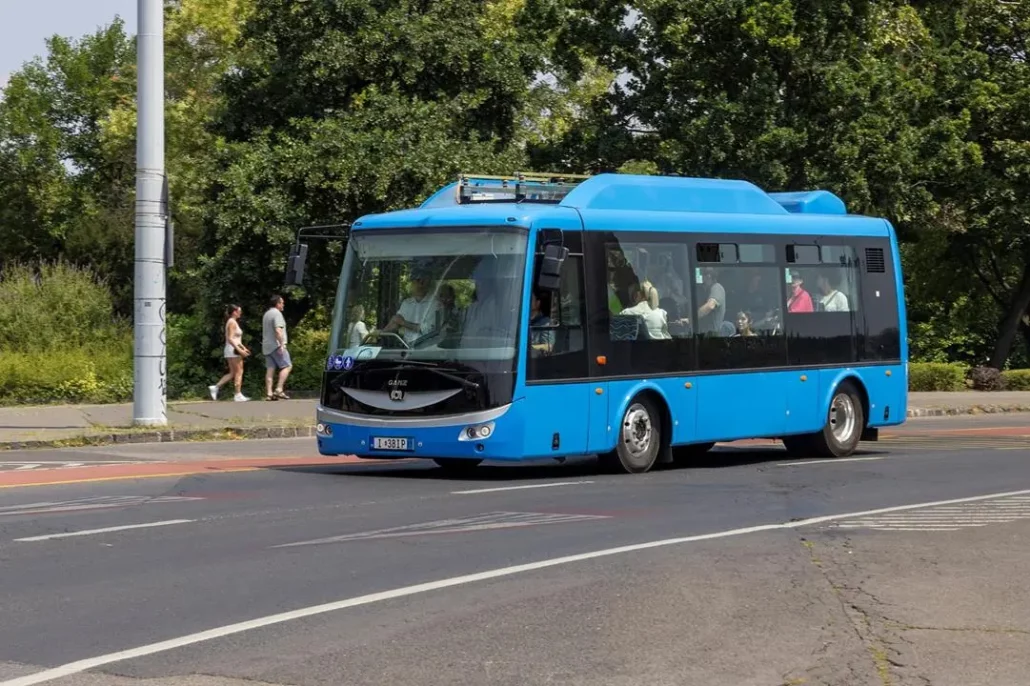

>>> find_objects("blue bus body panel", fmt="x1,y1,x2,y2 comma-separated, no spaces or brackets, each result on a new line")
692,372,789,442
577,209,891,237
767,191,848,215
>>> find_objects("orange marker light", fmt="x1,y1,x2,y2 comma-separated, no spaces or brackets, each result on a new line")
596,356,607,366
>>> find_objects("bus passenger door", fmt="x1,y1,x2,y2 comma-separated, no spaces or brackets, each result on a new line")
523,232,596,457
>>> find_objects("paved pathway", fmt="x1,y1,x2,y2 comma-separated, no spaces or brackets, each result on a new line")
0,391,1026,447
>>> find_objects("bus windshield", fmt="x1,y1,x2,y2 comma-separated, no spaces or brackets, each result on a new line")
330,228,528,364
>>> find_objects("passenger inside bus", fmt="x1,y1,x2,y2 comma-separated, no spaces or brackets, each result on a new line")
529,290,555,355
619,281,671,339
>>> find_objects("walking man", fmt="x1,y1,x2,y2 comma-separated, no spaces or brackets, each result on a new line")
262,294,292,401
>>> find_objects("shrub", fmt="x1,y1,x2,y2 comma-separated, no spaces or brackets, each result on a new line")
969,365,1005,391
1001,369,1030,391
0,341,133,406
0,262,125,352
909,362,966,392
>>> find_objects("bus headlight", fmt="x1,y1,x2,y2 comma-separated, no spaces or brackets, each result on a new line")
459,422,494,441
316,423,332,437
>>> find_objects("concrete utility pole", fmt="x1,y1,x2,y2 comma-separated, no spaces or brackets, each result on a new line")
133,0,167,426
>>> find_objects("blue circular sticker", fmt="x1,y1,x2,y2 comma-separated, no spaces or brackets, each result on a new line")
342,356,355,371
331,355,345,370
325,356,334,371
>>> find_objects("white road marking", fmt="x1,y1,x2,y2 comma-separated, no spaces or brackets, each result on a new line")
14,520,195,542
828,493,1030,531
274,511,610,547
7,487,1030,686
0,495,203,518
452,481,594,495
776,456,885,467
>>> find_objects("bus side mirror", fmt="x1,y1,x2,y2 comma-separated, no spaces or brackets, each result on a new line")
536,243,568,291
285,243,308,286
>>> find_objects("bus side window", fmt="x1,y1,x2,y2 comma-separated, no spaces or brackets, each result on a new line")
527,254,588,381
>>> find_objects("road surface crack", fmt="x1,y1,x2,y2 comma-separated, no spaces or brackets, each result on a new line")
798,535,909,686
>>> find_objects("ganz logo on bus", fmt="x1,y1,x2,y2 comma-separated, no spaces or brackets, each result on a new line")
388,378,407,402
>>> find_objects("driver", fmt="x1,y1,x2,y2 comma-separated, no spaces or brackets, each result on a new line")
381,270,441,344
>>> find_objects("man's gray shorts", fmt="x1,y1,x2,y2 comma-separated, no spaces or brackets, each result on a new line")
266,348,292,370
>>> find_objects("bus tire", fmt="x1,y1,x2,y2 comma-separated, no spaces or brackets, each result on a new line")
602,396,662,474
810,382,865,458
433,457,483,472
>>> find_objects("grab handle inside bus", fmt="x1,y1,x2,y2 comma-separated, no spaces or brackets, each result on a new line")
537,243,568,290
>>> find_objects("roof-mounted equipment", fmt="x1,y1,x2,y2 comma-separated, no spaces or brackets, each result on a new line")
455,172,591,205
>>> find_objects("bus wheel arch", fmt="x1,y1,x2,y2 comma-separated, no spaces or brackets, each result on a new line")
601,390,668,474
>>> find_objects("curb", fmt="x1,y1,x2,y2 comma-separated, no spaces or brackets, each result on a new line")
906,405,1030,418
0,405,1027,451
0,425,317,452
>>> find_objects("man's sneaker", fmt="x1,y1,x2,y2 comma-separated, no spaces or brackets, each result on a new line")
233,393,250,402
208,385,218,401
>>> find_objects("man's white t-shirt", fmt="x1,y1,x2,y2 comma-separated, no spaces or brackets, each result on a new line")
396,296,440,342
620,301,671,339
820,290,849,312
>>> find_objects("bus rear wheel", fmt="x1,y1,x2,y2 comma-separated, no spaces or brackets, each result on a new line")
433,458,483,472
602,396,662,474
783,382,865,458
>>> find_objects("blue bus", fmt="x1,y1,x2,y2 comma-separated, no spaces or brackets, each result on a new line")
304,173,907,474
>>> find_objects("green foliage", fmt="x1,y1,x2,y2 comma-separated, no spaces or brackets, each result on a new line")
0,262,125,352
909,362,967,392
0,346,133,406
1001,370,1030,392
2,0,1030,407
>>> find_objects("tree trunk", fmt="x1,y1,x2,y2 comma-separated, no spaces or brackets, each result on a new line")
989,263,1030,369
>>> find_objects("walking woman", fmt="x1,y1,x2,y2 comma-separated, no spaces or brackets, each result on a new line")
209,304,250,402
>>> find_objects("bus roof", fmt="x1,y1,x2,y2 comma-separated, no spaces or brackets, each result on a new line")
351,173,887,234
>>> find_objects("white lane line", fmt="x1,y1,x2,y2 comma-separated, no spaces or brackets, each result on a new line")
776,456,884,467
7,487,1030,686
452,481,594,495
14,520,194,542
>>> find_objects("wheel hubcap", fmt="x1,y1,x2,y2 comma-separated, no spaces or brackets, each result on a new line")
829,393,857,444
622,403,653,459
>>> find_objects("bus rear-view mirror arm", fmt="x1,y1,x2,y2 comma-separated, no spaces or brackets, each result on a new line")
284,223,351,287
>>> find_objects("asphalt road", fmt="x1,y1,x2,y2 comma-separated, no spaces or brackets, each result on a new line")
0,415,1028,686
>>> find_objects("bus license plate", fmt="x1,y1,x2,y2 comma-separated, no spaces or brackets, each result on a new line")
371,437,412,451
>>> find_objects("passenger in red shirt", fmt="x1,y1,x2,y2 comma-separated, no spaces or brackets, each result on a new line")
787,270,814,313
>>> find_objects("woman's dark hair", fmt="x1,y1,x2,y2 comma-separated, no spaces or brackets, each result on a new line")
225,304,240,319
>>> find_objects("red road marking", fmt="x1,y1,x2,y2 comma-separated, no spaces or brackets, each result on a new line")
0,455,405,489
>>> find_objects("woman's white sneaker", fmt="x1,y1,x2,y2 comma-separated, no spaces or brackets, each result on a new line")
233,393,250,402
208,385,218,401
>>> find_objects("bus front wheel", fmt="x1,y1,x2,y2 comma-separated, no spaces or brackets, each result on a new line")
602,397,662,474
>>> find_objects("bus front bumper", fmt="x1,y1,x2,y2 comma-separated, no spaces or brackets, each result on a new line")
314,403,526,461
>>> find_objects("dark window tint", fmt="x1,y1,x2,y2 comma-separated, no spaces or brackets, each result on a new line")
787,244,820,265
858,241,901,360
600,235,694,375
526,254,589,381
784,245,861,365
695,244,786,369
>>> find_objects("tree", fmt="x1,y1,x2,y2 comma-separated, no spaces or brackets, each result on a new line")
202,0,570,329
540,0,1029,366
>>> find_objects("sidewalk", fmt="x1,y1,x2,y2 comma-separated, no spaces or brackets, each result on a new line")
0,391,1027,450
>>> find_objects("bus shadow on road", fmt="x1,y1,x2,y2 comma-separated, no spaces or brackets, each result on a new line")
270,444,889,481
